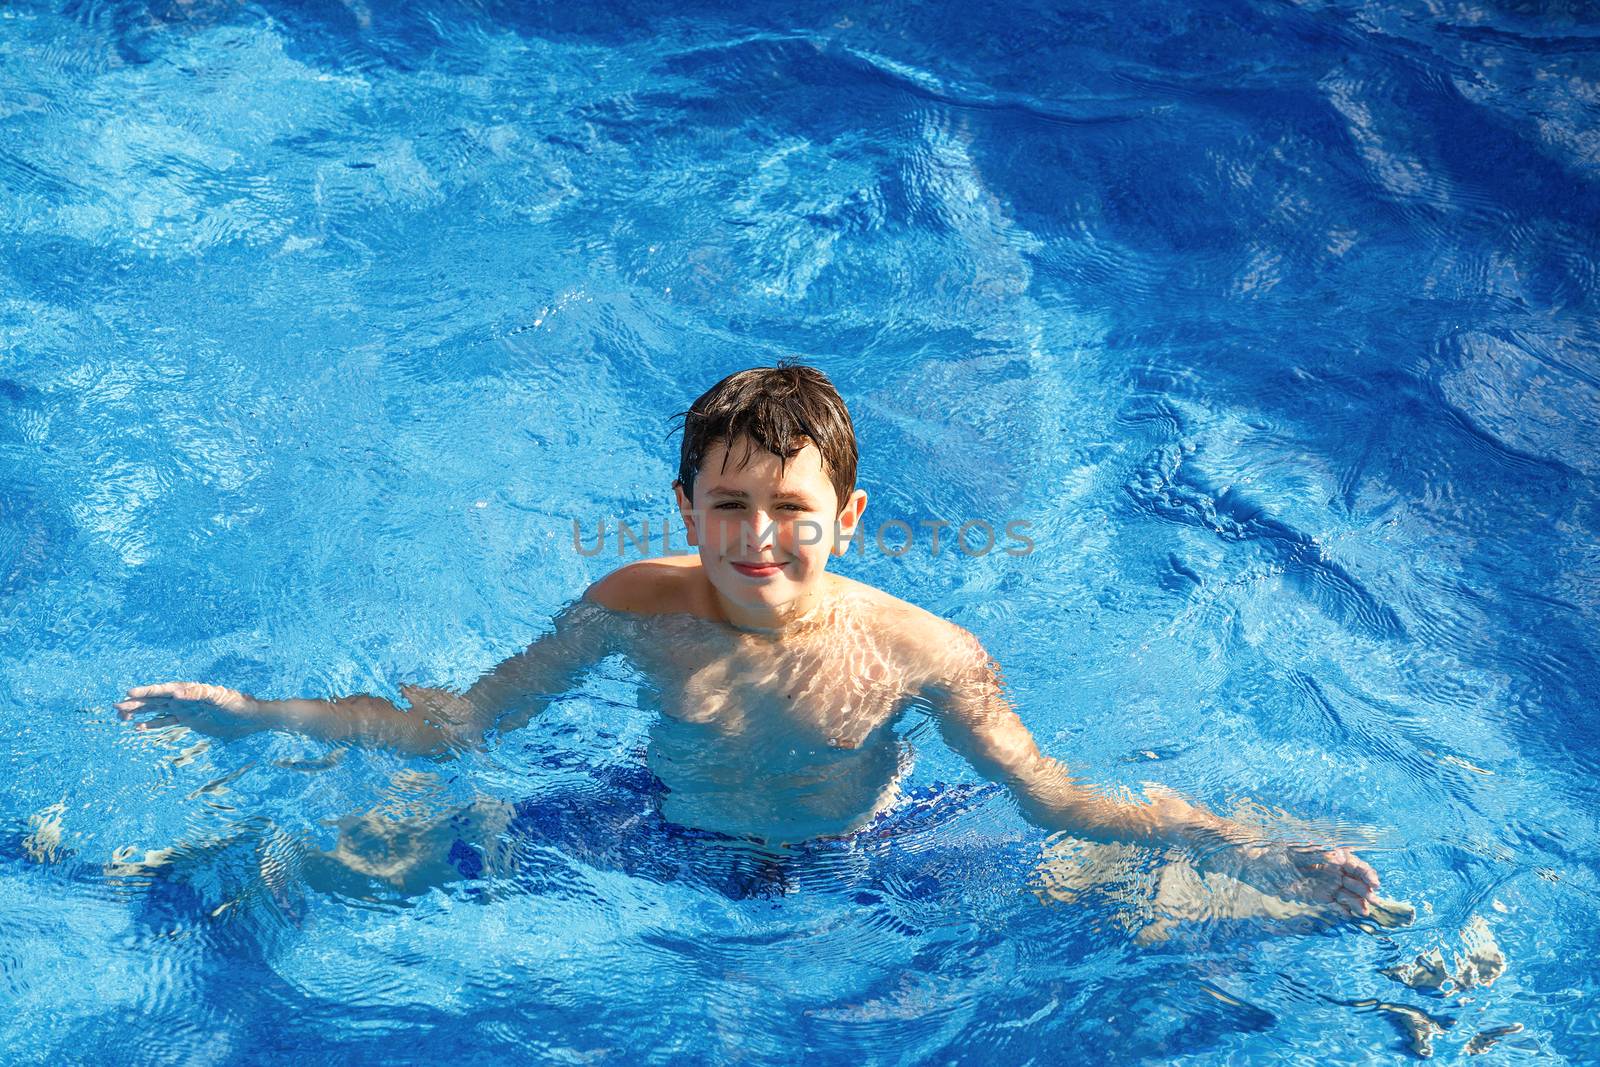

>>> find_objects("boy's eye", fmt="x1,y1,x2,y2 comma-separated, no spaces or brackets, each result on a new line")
714,502,746,510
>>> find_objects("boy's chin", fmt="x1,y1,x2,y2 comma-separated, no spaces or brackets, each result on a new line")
712,570,817,605
719,582,795,606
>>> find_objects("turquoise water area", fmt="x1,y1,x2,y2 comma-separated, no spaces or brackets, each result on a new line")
2,0,1597,1062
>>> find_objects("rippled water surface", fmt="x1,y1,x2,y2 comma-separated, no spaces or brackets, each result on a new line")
3,0,1599,1062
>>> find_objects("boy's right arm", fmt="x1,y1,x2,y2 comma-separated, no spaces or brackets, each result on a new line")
919,623,1382,918
115,593,627,758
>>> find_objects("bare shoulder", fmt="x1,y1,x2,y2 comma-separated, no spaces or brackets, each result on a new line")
584,555,716,618
830,574,990,685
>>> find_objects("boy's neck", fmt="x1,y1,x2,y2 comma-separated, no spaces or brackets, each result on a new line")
710,580,833,637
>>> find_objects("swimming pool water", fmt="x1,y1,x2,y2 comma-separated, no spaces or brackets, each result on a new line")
2,0,1598,1062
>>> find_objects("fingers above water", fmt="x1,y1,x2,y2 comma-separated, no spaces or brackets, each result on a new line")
1335,886,1371,916
1283,873,1372,918
1343,868,1378,896
1347,854,1381,892
124,682,218,701
117,682,256,714
1293,847,1381,892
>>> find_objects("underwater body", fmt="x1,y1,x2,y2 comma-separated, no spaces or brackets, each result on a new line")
3,0,1599,1062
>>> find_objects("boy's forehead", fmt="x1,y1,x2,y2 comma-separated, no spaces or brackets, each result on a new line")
700,436,829,488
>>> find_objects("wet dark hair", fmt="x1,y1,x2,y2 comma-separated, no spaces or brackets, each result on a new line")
674,362,858,511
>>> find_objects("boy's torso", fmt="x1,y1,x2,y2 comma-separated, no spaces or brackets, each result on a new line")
590,558,965,842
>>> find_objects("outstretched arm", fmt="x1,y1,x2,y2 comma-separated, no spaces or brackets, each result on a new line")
922,630,1380,917
116,596,625,758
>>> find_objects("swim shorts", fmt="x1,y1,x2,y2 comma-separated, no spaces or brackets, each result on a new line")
452,763,1003,900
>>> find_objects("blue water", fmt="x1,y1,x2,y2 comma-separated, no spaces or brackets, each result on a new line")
3,0,1598,1061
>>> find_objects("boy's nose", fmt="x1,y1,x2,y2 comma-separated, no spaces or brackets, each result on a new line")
743,511,777,551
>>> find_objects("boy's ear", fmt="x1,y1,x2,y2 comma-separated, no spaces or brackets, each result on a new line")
832,488,868,556
674,482,700,548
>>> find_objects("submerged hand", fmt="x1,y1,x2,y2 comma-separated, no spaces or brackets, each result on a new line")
115,682,266,740
1200,837,1380,918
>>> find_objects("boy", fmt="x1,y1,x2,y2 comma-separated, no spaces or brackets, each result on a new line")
117,364,1381,919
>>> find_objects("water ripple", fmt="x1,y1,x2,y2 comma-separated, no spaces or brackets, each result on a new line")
2,0,1597,1061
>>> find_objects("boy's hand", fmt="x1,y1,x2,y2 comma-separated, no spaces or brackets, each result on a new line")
115,683,266,739
1199,836,1380,918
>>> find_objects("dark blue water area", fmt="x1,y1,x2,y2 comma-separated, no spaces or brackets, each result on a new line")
2,0,1598,1062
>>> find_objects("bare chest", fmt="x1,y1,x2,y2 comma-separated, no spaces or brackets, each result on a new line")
639,635,911,750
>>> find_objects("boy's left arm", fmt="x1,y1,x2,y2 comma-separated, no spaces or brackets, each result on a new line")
920,629,1380,918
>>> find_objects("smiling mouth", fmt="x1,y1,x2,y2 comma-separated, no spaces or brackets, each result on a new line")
730,561,787,578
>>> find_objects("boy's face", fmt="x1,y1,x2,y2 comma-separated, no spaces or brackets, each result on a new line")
676,436,867,621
